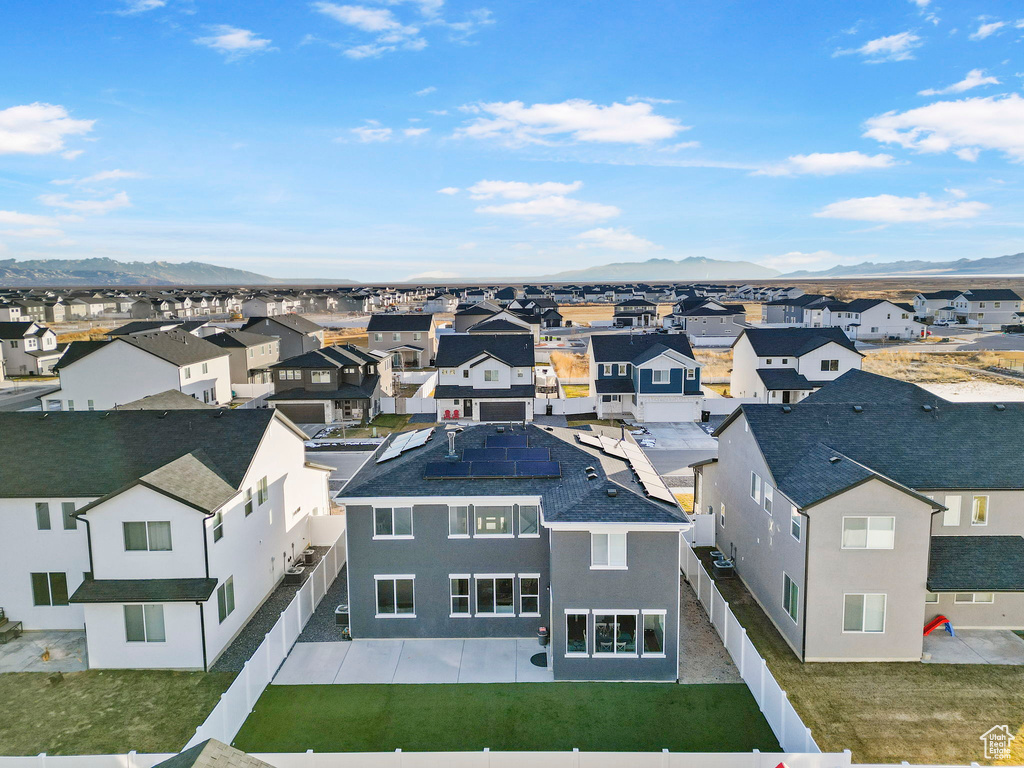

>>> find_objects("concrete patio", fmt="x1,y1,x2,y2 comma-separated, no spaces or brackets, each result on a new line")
272,638,553,685
0,630,87,672
923,629,1024,665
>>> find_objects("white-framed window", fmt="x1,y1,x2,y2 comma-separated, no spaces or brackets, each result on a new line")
124,604,165,643
475,575,515,615
719,501,726,528
392,332,401,342
518,505,540,537
750,472,761,504
651,369,670,384
565,610,589,656
593,612,638,656
184,367,191,380
943,496,961,527
375,575,415,617
474,506,512,537
483,369,499,382
790,504,802,542
201,362,209,374
686,368,696,380
244,488,253,516
843,593,886,633
413,332,422,341
641,610,667,657
123,521,172,552
763,484,774,515
783,573,799,624
519,575,540,616
971,496,989,526
841,517,895,549
212,511,224,542
217,577,235,623
602,364,612,376
35,502,51,531
448,505,470,538
925,593,939,604
954,592,994,604
373,332,383,342
820,360,839,372
257,476,269,505
311,370,331,383
449,575,471,616
591,532,627,569
58,502,74,529
374,507,413,539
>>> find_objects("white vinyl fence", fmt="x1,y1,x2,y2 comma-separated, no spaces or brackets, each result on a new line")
183,517,348,750
680,540,820,755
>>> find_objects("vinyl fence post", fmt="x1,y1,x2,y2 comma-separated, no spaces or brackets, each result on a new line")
722,601,729,647
306,748,314,768
805,726,814,753
37,753,45,768
759,658,767,707
779,690,788,750
127,751,137,768
739,627,747,674
572,747,580,768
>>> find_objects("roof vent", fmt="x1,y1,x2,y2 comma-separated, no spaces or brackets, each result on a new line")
995,403,1006,411
607,488,618,498
157,411,168,419
496,425,505,433
922,404,933,412
586,470,599,481
585,466,596,473
781,405,792,413
829,456,841,464
214,410,225,418
852,405,863,413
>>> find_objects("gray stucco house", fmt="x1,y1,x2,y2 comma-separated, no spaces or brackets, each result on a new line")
240,314,326,360
339,423,689,681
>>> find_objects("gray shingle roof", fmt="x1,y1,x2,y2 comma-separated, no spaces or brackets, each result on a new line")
756,368,826,392
241,314,324,334
366,313,434,332
595,379,636,394
205,330,278,349
0,321,42,340
589,333,694,364
114,389,218,410
435,334,534,368
267,381,378,400
109,320,209,337
270,344,376,369
58,331,229,369
737,327,858,357
434,384,536,399
928,536,1024,591
153,741,275,768
468,319,531,333
70,577,218,603
802,370,948,406
961,289,1022,302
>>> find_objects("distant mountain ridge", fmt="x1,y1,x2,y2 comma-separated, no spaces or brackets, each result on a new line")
784,252,1024,278
539,257,781,281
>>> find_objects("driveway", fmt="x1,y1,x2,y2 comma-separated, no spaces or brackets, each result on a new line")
639,422,719,475
0,382,58,412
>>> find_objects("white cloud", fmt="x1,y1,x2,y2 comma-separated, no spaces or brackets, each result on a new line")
835,31,922,63
415,86,437,96
969,21,1006,40
194,26,274,59
62,149,85,160
403,127,429,137
908,0,930,7
51,169,144,186
573,227,658,252
0,227,64,239
313,2,426,58
754,151,897,176
475,196,620,223
454,99,688,145
864,94,1024,162
437,187,460,195
919,69,1000,96
38,191,131,215
0,103,94,156
115,0,166,14
466,180,583,200
350,123,393,142
814,193,988,222
0,211,60,226
457,242,477,250
945,187,968,198
758,250,863,272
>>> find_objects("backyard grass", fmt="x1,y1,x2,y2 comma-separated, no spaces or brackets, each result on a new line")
233,683,779,753
562,384,590,398
549,350,589,379
0,670,233,755
324,327,368,346
696,548,1024,765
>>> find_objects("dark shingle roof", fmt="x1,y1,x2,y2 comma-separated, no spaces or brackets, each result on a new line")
70,577,218,603
241,314,324,334
54,340,111,370
928,536,1024,591
109,320,208,337
589,333,694,364
367,313,434,332
270,345,377,369
468,318,531,333
205,330,277,349
961,289,1022,302
0,321,41,340
267,380,378,401
595,379,636,394
434,384,536,399
756,368,826,392
435,334,534,368
114,390,217,410
737,327,858,357
802,370,948,406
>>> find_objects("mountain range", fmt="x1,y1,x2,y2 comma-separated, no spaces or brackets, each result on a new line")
783,252,1024,278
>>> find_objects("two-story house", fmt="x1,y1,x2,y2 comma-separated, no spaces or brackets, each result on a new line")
821,299,923,341
912,290,963,323
240,314,326,360
266,344,393,424
339,423,688,681
0,409,333,670
760,294,832,326
613,299,658,328
366,314,437,369
0,321,64,376
588,333,702,422
663,299,747,339
206,330,281,389
730,327,863,404
950,289,1024,331
693,370,1024,662
434,334,536,422
47,330,232,411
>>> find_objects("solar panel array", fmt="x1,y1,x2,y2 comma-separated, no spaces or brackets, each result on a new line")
574,431,677,505
421,432,560,480
375,427,435,464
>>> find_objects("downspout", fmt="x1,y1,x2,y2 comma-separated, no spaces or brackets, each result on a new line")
199,511,215,671
73,512,95,575
800,513,810,663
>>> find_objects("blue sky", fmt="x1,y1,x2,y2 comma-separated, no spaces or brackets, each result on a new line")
2,0,1024,280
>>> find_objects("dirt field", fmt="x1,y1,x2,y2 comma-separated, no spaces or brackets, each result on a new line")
863,351,1024,388
325,327,368,345
557,303,674,327
550,351,589,379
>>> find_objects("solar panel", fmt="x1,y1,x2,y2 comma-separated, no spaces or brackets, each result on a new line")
575,433,602,448
390,431,415,450
515,461,561,478
506,447,550,462
599,436,629,458
404,428,433,449
645,484,677,504
376,427,434,463
486,434,529,449
463,447,507,462
470,461,517,477
423,461,472,478
634,469,664,486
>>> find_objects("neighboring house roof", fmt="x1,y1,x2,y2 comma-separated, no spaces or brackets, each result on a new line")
434,384,536,399
70,577,218,603
114,389,218,410
266,379,379,401
109,320,208,336
736,326,859,357
150,741,275,768
57,330,227,370
676,304,745,317
435,334,535,368
53,340,111,369
589,333,694,364
367,313,434,332
271,344,378,369
755,368,826,392
595,379,636,394
0,321,40,339
205,329,278,349
468,319,531,334
919,290,962,301
802,370,947,406
928,536,1024,592
961,289,1022,302
241,314,324,334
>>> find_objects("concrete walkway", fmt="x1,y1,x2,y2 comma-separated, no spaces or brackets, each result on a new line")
273,638,553,685
923,629,1024,665
0,630,87,672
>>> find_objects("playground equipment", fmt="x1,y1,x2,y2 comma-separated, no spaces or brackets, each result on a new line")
923,615,954,637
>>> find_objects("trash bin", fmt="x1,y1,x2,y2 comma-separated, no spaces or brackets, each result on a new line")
335,604,349,627
537,626,549,647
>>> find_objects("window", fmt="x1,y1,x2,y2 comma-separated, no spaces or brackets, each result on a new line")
201,362,209,374
518,506,539,536
392,332,401,342
843,594,886,633
257,476,269,505
212,511,224,542
763,485,773,515
67,400,75,411
31,572,68,606
217,577,235,623
766,358,773,365
519,575,540,615
476,576,514,615
943,496,961,527
925,593,939,604
790,505,802,541
651,369,670,384
124,604,165,643
591,532,627,568
820,360,839,372
642,611,666,656
462,369,470,379
566,611,589,656
686,368,696,380
448,506,470,537
449,577,471,616
184,367,191,380
783,573,799,623
971,496,988,526
483,369,499,382
955,592,994,604
311,370,331,383
87,400,95,410
375,576,415,617
244,488,254,516
602,364,612,376
374,507,413,538
841,517,895,549
373,332,383,342
594,613,637,655
750,472,761,503
123,521,172,552
475,506,512,536
35,502,51,531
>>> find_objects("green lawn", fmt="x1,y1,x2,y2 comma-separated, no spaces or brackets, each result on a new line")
233,683,779,753
0,670,234,755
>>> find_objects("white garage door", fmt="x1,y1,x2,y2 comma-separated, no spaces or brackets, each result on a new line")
643,400,699,423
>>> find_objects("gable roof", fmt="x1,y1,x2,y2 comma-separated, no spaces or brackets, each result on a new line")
241,314,324,334
117,330,229,367
270,344,378,369
801,370,947,406
114,389,218,410
54,340,111,369
366,313,434,332
109,320,209,337
961,289,1022,302
151,741,275,768
0,321,42,340
735,326,859,357
589,332,694,364
205,330,277,349
435,334,535,368
468,318,531,334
